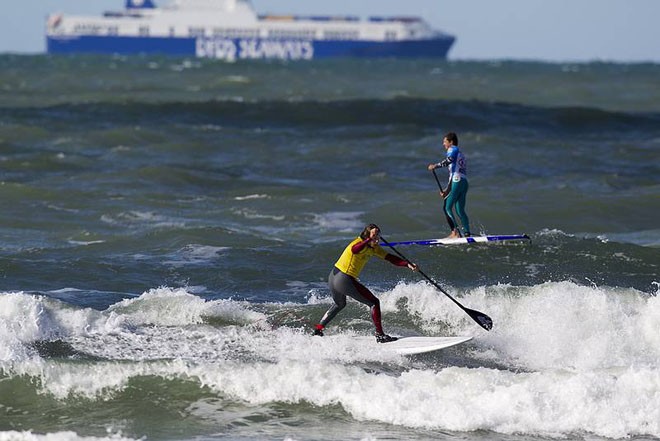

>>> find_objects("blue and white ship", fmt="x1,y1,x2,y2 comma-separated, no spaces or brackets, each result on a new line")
46,0,455,61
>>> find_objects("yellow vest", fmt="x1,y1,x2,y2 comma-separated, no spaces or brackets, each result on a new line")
334,237,388,278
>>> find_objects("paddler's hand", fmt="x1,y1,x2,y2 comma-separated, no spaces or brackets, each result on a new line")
369,229,381,247
427,163,437,171
407,263,419,272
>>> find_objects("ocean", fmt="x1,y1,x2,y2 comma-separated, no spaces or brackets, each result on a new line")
0,54,659,441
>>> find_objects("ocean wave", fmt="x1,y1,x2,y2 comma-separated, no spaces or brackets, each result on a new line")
3,281,658,369
3,99,659,136
0,431,141,441
2,282,660,438
589,228,660,248
4,358,660,438
0,288,268,366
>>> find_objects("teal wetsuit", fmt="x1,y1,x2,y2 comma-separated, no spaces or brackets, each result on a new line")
439,145,471,236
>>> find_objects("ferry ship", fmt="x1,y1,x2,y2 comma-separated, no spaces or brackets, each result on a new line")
46,0,455,61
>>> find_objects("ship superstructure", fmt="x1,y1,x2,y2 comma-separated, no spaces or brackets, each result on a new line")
47,0,455,60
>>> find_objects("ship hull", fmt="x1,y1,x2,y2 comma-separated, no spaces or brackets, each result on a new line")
46,35,454,60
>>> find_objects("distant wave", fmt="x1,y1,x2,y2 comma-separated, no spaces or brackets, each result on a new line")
2,98,659,135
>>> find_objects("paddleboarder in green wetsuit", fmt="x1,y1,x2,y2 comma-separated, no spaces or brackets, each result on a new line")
312,224,418,343
427,132,471,238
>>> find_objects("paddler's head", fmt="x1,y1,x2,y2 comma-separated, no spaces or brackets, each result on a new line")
443,131,458,149
360,223,381,245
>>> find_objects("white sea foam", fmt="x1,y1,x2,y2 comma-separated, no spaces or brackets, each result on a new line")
13,346,660,438
67,240,106,246
231,207,285,221
3,282,660,438
0,431,141,441
100,211,185,229
0,292,48,363
312,211,364,233
188,361,660,438
536,228,574,239
475,282,660,371
105,287,267,328
163,244,228,266
382,280,660,370
592,228,660,247
0,288,265,365
233,194,269,200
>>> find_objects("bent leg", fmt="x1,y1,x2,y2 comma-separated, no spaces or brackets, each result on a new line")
320,269,347,327
321,268,386,335
348,280,384,335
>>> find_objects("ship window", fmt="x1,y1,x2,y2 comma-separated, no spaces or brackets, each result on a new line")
107,26,119,36
188,27,205,37
139,26,150,36
267,29,315,39
169,27,175,37
385,31,397,40
74,24,102,35
212,28,259,38
323,30,359,40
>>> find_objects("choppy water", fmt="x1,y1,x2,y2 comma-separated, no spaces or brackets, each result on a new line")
0,54,659,441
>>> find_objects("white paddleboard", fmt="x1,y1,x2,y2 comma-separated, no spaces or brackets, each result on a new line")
356,335,473,355
383,234,530,247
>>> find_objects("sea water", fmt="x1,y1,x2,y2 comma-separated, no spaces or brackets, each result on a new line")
0,55,659,441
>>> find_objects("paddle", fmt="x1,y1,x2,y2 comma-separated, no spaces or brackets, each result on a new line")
431,168,445,193
380,235,493,331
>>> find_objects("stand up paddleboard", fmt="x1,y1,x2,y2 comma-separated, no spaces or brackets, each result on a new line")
355,335,473,355
383,234,530,247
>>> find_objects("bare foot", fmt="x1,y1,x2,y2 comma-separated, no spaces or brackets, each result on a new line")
445,230,460,239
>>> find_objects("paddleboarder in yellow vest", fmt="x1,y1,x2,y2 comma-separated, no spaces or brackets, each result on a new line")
312,224,418,343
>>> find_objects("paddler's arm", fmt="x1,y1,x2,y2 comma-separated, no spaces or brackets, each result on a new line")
385,254,418,271
352,227,381,253
351,237,372,254
427,158,451,171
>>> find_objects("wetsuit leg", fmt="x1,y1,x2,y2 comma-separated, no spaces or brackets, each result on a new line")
320,268,348,327
322,267,384,334
444,188,459,233
350,281,384,335
442,197,457,232
454,179,471,236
